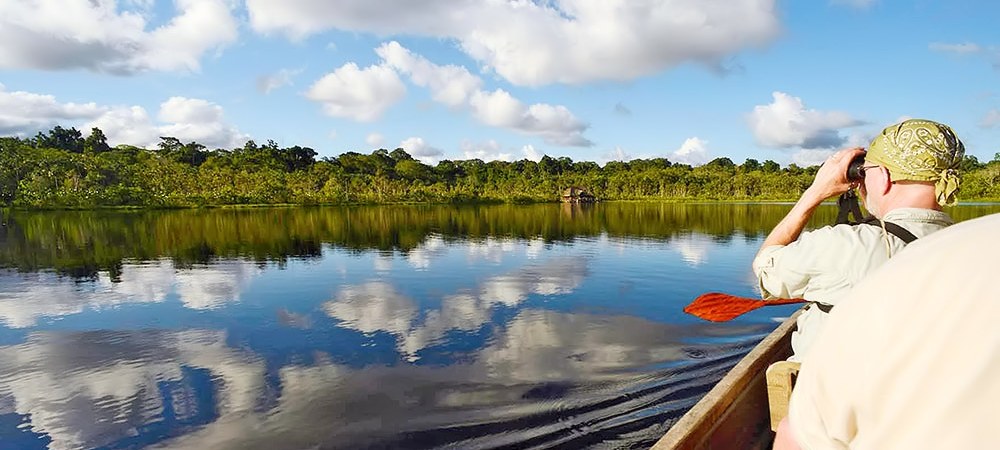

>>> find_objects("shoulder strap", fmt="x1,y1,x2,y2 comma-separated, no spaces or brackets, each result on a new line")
814,218,920,313
857,217,918,244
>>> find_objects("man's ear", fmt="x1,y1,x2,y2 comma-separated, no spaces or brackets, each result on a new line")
876,166,892,195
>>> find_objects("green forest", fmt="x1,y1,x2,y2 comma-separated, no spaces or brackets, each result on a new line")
2,125,999,208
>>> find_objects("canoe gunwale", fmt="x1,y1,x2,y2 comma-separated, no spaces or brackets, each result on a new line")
650,309,802,449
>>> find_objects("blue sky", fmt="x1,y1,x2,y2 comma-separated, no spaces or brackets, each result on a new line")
1,0,998,166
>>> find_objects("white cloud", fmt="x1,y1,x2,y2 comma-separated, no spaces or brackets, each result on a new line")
377,41,481,108
603,146,632,163
671,137,711,165
842,129,875,149
0,83,106,135
469,89,591,146
980,109,1000,129
257,68,302,94
521,144,543,162
85,105,160,147
461,140,512,162
84,96,249,149
830,0,877,9
137,0,239,72
792,149,835,167
929,42,983,55
366,132,385,147
0,0,237,74
156,97,250,149
245,0,781,87
399,137,444,164
748,91,863,150
0,85,249,149
123,0,155,12
374,42,591,147
305,62,406,122
928,42,1000,71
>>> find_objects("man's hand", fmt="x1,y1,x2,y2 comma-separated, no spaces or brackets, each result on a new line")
805,147,866,202
755,147,866,256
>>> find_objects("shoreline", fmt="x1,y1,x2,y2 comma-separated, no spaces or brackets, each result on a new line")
4,198,1000,212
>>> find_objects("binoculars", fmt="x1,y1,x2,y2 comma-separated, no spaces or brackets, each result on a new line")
846,154,867,182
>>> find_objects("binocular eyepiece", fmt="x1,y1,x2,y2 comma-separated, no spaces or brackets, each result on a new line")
846,154,866,182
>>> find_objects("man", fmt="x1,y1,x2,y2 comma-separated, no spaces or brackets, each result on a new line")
773,212,1000,449
753,119,964,360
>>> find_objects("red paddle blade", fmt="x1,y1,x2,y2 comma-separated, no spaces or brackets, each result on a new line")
684,292,806,322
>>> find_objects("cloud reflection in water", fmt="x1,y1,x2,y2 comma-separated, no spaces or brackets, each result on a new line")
325,257,589,360
0,259,261,327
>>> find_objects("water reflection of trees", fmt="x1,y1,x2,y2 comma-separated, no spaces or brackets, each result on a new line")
0,203,853,279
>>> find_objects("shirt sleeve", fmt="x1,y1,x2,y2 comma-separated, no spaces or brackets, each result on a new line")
752,226,861,301
752,235,817,300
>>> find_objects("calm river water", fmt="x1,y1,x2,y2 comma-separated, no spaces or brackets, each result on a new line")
1,203,997,449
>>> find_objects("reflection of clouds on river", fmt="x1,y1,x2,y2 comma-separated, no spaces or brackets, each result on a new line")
150,309,759,449
599,231,713,266
111,260,177,302
480,258,586,305
175,261,260,310
0,259,261,328
0,330,264,450
404,236,549,270
0,312,764,449
405,235,445,270
0,275,99,328
466,237,518,263
373,253,393,272
324,257,589,360
670,233,712,266
525,238,545,259
323,281,418,336
481,309,687,381
0,260,174,328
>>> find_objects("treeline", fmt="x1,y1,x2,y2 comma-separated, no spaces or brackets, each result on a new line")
6,203,999,280
0,204,842,278
2,126,999,208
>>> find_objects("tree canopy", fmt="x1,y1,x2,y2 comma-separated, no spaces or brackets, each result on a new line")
2,125,998,209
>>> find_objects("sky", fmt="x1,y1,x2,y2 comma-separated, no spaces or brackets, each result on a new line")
1,0,998,167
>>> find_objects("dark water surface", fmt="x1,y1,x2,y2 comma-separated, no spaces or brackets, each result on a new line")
1,203,997,449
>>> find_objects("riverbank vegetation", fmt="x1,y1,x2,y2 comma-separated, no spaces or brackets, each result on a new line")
3,126,999,208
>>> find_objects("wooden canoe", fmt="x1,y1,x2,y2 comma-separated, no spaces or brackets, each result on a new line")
650,310,801,450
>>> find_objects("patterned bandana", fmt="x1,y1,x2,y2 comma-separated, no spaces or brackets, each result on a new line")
866,119,965,206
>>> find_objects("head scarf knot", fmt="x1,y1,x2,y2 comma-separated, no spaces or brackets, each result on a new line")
866,119,965,206
936,168,961,206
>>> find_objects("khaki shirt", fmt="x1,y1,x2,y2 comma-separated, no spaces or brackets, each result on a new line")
752,208,952,360
788,213,1000,449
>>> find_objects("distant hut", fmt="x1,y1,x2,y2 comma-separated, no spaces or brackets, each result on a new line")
561,186,596,203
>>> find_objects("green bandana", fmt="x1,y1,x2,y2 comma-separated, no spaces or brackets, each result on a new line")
866,119,965,206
